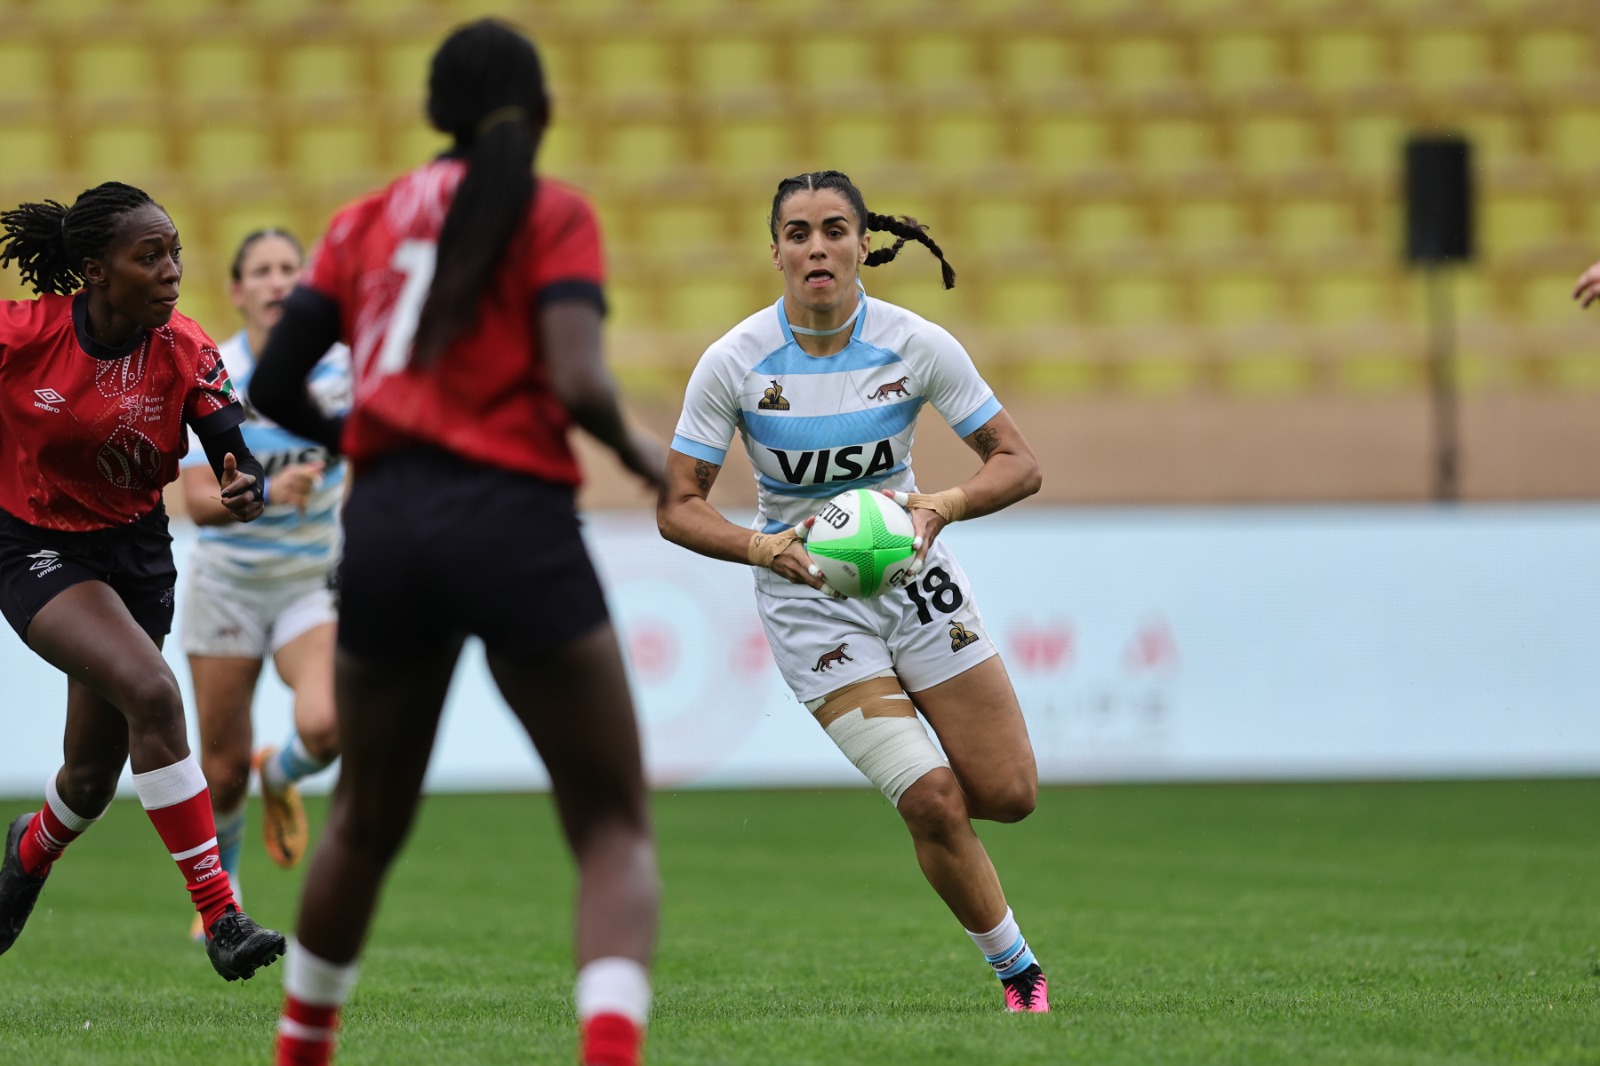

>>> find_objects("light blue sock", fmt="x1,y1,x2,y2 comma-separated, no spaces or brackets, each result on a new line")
215,804,245,902
266,733,333,791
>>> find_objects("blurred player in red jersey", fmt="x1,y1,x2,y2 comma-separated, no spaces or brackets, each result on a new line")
251,21,663,1066
0,182,287,982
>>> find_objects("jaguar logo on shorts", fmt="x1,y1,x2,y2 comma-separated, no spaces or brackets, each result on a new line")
948,621,980,652
26,550,62,578
758,379,790,411
812,642,852,672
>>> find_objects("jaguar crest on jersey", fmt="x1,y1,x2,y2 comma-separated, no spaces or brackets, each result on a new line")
758,379,790,411
867,375,911,401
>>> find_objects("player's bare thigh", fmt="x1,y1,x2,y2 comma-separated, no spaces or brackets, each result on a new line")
908,655,1037,823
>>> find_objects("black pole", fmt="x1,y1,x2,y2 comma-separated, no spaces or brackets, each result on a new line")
1426,266,1457,502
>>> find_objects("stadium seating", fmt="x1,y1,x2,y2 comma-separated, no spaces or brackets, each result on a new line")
0,0,1594,405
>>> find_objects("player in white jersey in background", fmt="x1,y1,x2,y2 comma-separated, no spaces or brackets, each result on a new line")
658,171,1050,1012
178,229,349,937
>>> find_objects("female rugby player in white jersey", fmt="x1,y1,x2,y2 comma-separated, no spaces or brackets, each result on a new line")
658,170,1049,1012
178,229,349,937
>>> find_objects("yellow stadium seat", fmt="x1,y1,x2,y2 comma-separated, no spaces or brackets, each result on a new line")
1271,194,1356,254
688,34,779,97
1403,28,1493,92
899,31,985,93
635,200,726,249
279,39,369,111
288,119,383,184
1131,116,1220,177
919,110,1011,176
77,120,169,189
593,116,691,175
1100,34,1188,95
807,112,904,176
664,274,757,333
992,35,1077,95
67,39,158,111
0,123,66,186
1302,30,1388,95
789,37,882,96
1332,113,1406,178
1200,30,1288,96
186,120,278,185
1481,193,1565,257
1512,29,1596,89
1102,275,1181,328
587,33,679,100
1025,113,1120,177
1166,194,1249,252
704,114,804,181
1230,114,1323,176
1068,199,1148,255
173,37,268,113
1197,267,1282,326
1545,105,1600,177
375,33,437,104
960,198,1044,256
1303,272,1389,326
0,40,53,110
986,271,1070,329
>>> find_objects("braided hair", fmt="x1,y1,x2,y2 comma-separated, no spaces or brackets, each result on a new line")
0,182,158,296
412,19,550,367
766,170,956,290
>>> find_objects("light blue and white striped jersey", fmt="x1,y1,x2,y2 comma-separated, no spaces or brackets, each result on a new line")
181,330,351,584
671,294,1001,598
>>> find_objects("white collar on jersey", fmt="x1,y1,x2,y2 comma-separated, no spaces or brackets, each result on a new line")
787,281,866,337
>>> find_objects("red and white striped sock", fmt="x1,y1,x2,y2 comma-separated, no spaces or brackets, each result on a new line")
275,938,359,1066
16,771,104,877
577,957,650,1066
131,756,236,933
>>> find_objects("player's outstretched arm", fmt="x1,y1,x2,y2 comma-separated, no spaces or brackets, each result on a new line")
657,450,829,593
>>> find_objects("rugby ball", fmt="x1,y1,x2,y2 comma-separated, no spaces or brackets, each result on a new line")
805,488,918,598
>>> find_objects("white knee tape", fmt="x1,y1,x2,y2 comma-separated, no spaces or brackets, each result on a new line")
823,710,949,808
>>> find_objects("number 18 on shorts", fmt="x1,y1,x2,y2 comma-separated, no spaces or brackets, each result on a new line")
758,540,997,703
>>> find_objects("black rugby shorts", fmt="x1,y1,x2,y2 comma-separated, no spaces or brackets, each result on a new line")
0,505,177,642
336,448,609,661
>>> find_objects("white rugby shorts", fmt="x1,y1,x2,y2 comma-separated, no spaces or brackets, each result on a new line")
180,562,336,659
758,540,997,705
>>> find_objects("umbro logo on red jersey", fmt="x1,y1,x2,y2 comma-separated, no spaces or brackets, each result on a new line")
33,388,65,412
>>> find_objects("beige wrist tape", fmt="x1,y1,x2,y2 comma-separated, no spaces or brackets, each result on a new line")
902,487,968,523
748,527,801,569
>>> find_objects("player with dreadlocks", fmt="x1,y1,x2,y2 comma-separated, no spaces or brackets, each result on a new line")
659,170,1050,1012
0,181,287,981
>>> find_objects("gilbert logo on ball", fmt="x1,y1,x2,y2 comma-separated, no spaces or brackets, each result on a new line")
805,488,918,598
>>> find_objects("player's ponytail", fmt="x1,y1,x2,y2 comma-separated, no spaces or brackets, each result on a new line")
767,171,957,290
413,19,549,368
0,181,154,297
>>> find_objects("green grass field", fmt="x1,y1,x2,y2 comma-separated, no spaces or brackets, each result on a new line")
0,779,1595,1065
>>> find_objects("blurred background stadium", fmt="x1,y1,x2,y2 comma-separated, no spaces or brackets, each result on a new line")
3,0,1598,506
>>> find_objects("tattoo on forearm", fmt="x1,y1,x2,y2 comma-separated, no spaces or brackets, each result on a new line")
972,426,1000,461
695,459,714,493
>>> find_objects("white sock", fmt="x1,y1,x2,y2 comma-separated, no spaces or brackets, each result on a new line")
966,908,1038,979
284,938,360,1007
575,957,651,1026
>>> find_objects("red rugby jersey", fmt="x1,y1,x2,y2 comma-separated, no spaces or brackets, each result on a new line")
303,158,605,484
0,293,244,531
